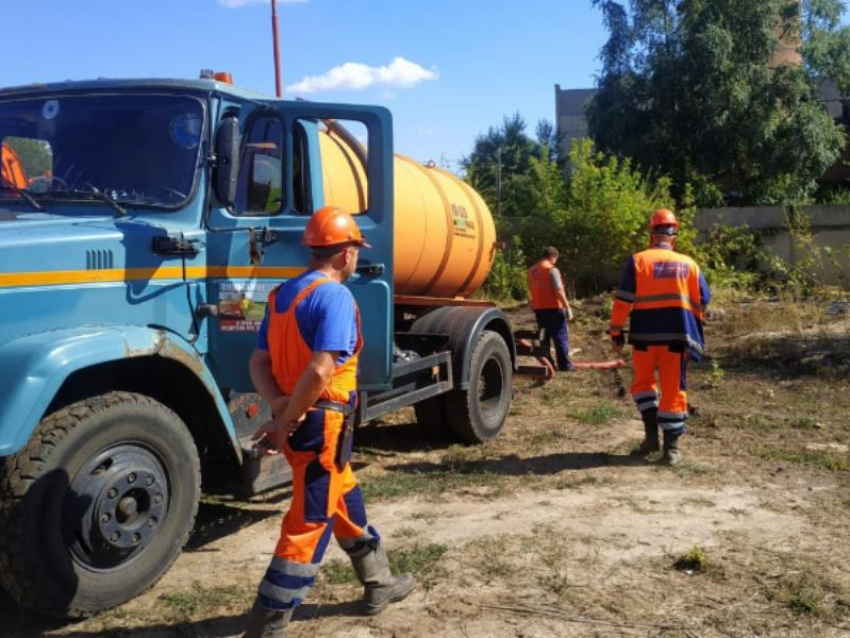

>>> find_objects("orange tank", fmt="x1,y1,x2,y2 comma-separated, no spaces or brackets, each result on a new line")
318,126,497,299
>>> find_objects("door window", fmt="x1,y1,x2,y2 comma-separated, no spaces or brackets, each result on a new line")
234,115,283,216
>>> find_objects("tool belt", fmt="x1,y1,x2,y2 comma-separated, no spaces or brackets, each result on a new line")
313,397,357,470
314,399,354,416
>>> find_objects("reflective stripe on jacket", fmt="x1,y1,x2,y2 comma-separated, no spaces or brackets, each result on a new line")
528,261,565,311
266,277,363,403
610,247,710,360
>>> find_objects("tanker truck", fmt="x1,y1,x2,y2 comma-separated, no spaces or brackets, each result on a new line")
0,74,542,618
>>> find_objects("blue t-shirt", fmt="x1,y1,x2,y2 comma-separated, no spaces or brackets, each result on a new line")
256,271,358,364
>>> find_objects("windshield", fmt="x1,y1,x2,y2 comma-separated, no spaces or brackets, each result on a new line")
0,93,204,209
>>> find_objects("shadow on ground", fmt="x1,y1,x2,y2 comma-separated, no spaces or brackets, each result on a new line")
720,334,850,379
2,600,366,637
186,491,289,550
389,451,647,477
355,419,455,454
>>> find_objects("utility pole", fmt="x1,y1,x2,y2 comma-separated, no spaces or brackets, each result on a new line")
496,147,502,218
271,0,283,97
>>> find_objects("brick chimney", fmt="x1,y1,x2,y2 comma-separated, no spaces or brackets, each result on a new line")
769,0,802,69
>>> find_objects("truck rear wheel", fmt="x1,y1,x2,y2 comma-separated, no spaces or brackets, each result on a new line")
0,392,200,618
446,331,513,443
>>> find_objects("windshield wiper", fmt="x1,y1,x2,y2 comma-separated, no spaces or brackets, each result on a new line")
77,184,127,217
0,184,43,211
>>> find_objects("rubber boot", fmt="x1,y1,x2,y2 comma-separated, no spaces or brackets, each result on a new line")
349,541,415,615
639,408,660,453
662,430,683,465
244,597,293,638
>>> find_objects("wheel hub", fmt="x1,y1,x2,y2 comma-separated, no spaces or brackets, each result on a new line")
63,445,169,570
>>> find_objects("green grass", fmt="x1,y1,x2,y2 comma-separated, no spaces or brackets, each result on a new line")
157,582,253,618
748,446,848,472
479,559,516,579
681,496,716,508
389,543,448,588
572,404,617,425
321,558,358,585
527,430,570,447
673,545,712,573
360,467,503,502
790,417,819,430
538,571,574,599
761,574,829,616
654,462,715,477
394,526,420,539
554,475,610,490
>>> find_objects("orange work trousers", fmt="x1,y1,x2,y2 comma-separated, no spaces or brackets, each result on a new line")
257,407,377,611
630,346,688,433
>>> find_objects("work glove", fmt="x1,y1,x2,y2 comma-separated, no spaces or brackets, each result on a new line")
611,333,625,354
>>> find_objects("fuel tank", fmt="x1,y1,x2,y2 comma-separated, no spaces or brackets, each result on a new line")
318,126,496,299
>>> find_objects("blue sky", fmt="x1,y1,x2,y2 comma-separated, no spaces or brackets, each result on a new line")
4,1,608,171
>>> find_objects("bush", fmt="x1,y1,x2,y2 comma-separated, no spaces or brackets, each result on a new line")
482,236,527,301
560,139,682,294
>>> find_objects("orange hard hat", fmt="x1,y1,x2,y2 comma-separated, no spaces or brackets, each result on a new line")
649,208,679,234
303,206,371,249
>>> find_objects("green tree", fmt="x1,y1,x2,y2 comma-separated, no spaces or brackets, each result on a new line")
588,0,848,205
562,139,679,292
4,137,52,179
461,113,557,219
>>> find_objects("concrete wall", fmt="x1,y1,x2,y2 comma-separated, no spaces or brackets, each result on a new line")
696,205,850,287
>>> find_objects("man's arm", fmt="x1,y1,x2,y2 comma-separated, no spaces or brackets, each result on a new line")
610,257,637,352
252,350,339,451
249,349,285,408
550,268,573,319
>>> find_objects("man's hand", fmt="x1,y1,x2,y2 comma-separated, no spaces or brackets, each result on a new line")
611,333,625,355
567,306,575,322
251,414,304,454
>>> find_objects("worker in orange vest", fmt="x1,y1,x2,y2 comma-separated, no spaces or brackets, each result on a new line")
528,246,574,371
609,210,711,464
245,207,414,637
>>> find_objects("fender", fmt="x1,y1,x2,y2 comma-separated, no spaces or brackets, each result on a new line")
0,325,239,459
410,306,516,390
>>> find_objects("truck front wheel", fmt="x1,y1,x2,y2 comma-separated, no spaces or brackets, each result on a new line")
446,331,513,443
0,392,200,618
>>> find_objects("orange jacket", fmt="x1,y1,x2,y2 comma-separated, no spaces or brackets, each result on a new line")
528,260,565,311
610,246,710,359
1,144,27,189
266,277,362,404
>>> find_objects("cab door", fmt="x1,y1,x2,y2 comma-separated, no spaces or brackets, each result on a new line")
204,101,394,393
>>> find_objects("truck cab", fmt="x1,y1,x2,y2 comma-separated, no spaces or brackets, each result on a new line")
0,76,515,618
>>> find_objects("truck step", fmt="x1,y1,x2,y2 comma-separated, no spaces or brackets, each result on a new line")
516,343,551,358
516,364,555,379
240,447,293,496
514,329,543,341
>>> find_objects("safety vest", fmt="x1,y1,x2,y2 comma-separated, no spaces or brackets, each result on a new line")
266,277,363,404
528,261,564,311
610,248,707,358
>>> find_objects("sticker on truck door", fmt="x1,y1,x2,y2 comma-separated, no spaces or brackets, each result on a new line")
218,281,276,332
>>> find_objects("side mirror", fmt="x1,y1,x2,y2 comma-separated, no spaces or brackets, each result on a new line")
215,117,240,210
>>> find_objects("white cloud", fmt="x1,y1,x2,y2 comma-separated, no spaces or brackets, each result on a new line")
218,0,307,8
287,57,438,94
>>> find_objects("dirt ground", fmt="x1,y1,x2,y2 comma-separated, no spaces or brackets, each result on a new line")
2,293,849,637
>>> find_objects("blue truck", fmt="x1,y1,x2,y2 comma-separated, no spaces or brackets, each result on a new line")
0,75,524,618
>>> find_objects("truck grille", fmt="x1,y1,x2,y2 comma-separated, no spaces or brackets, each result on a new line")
86,250,115,270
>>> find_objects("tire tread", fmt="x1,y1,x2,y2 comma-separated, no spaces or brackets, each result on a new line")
0,392,200,618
